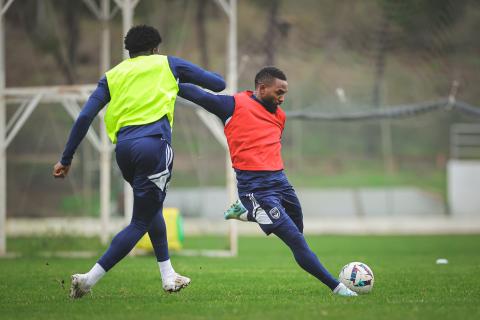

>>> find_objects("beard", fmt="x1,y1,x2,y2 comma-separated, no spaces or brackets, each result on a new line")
262,96,278,113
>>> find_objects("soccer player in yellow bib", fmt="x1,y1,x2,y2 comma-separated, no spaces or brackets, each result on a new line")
53,25,225,298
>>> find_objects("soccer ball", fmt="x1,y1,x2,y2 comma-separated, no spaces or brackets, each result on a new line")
338,262,374,293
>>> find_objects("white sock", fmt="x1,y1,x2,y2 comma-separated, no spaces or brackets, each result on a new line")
85,263,106,287
159,259,175,282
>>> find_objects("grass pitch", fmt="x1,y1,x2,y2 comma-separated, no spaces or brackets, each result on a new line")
1,234,479,320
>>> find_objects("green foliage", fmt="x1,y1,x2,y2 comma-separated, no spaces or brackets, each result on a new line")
382,0,468,38
1,235,479,319
7,236,104,256
288,168,445,194
60,195,100,217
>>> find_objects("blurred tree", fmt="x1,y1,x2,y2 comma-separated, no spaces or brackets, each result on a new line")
381,0,468,50
251,0,290,65
9,0,85,84
195,0,209,68
264,0,280,65
367,3,390,157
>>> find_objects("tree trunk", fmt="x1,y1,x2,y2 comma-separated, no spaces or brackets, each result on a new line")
195,0,209,68
63,1,80,81
264,0,280,65
367,11,389,157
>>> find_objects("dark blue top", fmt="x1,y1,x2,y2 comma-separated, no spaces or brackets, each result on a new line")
178,83,234,123
60,56,226,165
178,83,286,192
177,83,277,123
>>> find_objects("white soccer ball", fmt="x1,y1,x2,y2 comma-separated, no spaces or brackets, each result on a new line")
338,262,374,294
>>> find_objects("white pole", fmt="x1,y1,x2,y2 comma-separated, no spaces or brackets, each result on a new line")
100,0,111,73
121,0,134,224
226,0,238,256
99,0,111,244
227,0,237,93
122,0,133,60
0,0,6,256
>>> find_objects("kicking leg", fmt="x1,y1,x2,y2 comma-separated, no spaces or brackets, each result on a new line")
241,190,337,290
281,188,304,233
272,219,356,296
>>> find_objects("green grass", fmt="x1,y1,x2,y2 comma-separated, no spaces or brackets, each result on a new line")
1,235,479,320
288,169,445,193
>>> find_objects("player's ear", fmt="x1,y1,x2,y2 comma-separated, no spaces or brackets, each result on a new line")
258,83,266,95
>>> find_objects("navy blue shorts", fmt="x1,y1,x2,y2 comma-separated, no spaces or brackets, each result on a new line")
240,187,304,235
115,135,173,202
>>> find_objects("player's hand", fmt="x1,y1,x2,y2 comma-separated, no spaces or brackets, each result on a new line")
53,161,70,178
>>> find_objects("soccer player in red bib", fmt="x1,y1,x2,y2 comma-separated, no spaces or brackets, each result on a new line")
179,67,357,296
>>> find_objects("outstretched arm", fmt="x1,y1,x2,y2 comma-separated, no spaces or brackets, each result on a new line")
53,76,110,178
178,83,234,124
168,56,226,92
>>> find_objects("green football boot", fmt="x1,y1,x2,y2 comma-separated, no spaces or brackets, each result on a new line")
224,200,249,221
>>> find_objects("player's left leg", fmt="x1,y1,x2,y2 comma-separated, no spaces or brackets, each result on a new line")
272,218,338,290
281,187,304,233
272,218,357,296
240,191,354,295
278,188,356,295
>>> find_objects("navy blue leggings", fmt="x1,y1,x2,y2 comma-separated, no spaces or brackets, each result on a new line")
98,196,169,271
272,218,339,291
98,136,173,271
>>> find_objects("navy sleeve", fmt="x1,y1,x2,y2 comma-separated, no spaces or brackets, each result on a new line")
178,83,234,123
60,76,111,165
168,56,226,92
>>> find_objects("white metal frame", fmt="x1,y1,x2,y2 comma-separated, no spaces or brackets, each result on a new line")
1,0,13,255
170,0,238,257
205,0,238,256
0,0,239,256
0,0,122,253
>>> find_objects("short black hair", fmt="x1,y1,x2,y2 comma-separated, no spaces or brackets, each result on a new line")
254,66,287,88
124,25,162,54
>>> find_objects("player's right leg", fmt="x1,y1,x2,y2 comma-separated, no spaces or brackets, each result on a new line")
224,199,250,221
148,210,190,292
138,138,190,292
